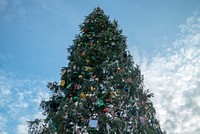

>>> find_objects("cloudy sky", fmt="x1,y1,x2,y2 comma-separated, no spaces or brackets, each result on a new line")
0,0,200,134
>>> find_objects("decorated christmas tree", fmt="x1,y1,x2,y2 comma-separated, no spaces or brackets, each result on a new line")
28,7,164,134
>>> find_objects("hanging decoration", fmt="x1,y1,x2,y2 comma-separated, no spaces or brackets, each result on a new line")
60,80,65,87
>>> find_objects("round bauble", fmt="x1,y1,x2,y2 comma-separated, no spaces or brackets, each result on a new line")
103,108,108,113
79,75,83,79
60,80,65,87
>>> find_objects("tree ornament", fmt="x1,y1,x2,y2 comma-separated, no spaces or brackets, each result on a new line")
75,102,78,107
103,108,108,113
148,119,151,123
93,75,96,78
81,51,86,56
111,92,117,98
145,116,148,121
89,42,93,47
73,65,76,70
73,84,78,90
106,98,112,102
80,92,86,99
140,116,145,123
79,75,83,79
95,77,99,82
116,67,121,72
61,69,66,76
90,86,95,91
73,96,78,101
60,80,65,87
89,120,98,129
85,67,92,71
66,83,72,89
85,94,90,98
86,59,90,63
111,42,115,46
96,100,104,107
137,102,141,107
124,87,128,92
67,69,72,73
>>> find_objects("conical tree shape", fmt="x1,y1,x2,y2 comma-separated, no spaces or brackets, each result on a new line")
28,7,164,134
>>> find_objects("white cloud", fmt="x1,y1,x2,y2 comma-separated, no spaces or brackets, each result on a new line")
0,70,12,108
16,124,28,134
16,111,47,134
138,13,200,133
32,89,50,105
0,68,51,134
0,115,7,134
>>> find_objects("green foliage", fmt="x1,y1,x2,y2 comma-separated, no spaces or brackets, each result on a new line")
28,7,164,134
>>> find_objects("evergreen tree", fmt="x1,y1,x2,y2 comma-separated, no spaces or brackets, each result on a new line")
28,7,164,134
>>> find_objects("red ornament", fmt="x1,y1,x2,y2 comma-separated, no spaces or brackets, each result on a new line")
103,108,108,113
74,84,78,90
69,94,73,97
137,102,141,107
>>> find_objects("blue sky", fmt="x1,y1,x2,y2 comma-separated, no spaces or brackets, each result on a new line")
0,0,200,133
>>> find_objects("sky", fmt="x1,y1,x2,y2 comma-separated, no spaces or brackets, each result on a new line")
0,0,200,134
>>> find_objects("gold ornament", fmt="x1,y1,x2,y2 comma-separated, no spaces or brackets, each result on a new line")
90,86,95,91
116,67,121,72
111,91,116,95
80,92,86,99
85,67,92,71
111,92,117,98
79,75,83,79
85,94,90,97
60,80,65,87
